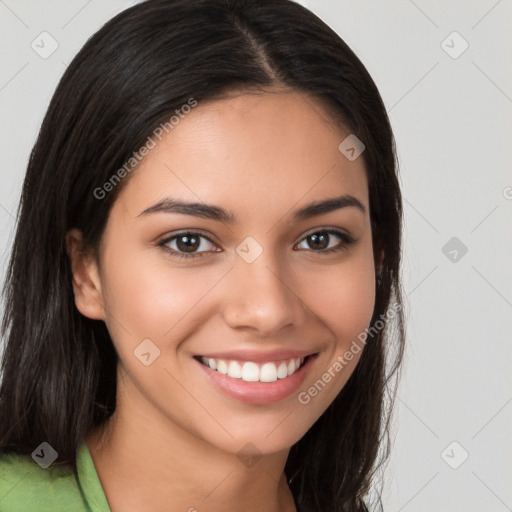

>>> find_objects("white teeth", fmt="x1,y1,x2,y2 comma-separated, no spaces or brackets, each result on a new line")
216,359,228,375
227,360,242,378
277,361,288,379
198,355,307,382
241,362,260,382
260,362,278,382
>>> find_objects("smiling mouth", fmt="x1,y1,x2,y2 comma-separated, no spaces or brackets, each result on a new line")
194,355,314,383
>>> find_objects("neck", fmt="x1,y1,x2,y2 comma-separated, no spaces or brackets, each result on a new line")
86,379,296,512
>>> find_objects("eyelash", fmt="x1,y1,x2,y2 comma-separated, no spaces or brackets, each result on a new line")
158,229,356,261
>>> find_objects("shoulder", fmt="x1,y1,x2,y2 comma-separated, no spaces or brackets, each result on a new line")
0,449,86,511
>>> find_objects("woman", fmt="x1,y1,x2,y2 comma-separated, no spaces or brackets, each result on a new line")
0,0,405,510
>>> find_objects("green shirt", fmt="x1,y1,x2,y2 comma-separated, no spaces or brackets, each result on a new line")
0,442,111,511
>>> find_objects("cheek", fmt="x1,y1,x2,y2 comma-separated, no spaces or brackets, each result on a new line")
100,246,222,353
296,262,375,406
305,253,376,346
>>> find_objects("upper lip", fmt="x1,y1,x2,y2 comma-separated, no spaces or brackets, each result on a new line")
195,348,317,363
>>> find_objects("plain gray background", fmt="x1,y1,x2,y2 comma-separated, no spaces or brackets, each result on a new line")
1,0,511,510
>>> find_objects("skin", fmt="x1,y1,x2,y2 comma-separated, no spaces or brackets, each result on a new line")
66,88,377,512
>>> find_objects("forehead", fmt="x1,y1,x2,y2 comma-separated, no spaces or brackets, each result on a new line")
114,90,369,222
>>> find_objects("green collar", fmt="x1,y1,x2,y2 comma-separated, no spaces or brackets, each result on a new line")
75,442,111,512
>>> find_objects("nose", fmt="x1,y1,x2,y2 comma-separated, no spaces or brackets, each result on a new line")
221,249,306,337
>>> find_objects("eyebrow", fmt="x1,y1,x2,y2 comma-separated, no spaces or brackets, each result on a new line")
137,194,366,223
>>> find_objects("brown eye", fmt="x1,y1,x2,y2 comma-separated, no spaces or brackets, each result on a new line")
296,229,355,253
159,231,218,260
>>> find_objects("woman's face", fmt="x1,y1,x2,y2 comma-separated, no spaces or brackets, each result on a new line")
76,90,376,457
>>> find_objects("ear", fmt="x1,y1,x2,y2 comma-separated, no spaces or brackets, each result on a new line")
65,228,106,321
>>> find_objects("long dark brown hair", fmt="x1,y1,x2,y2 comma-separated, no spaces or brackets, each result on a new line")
0,1,405,510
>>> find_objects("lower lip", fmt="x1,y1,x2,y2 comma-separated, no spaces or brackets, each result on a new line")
194,355,317,405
